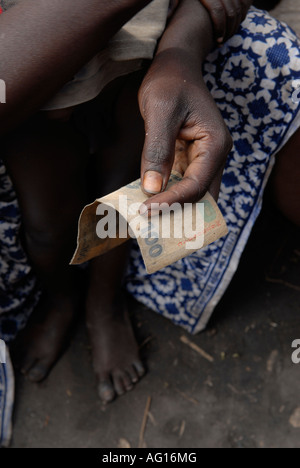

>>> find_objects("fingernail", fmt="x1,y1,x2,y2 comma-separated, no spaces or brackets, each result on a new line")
139,204,148,216
143,171,163,194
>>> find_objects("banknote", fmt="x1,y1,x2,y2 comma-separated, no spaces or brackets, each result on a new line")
70,172,228,274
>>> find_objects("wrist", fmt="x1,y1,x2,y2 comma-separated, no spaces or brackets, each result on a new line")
157,0,214,65
150,47,204,85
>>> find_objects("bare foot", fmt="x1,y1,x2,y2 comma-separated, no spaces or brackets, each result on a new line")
86,291,145,404
85,71,147,403
14,291,78,383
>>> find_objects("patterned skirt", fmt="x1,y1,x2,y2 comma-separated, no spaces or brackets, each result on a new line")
126,8,300,334
0,7,300,446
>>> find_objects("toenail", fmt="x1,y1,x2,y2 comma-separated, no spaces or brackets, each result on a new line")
98,383,115,403
28,370,44,382
134,362,145,376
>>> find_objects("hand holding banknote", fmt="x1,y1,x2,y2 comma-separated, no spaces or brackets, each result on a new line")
71,172,228,274
137,2,233,215
139,69,233,215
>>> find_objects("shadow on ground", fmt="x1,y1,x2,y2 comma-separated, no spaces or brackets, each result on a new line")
11,197,300,448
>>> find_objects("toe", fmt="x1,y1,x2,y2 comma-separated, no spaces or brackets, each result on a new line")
98,380,116,403
27,362,49,382
126,365,139,384
133,360,146,378
112,373,126,396
20,355,37,375
122,372,134,392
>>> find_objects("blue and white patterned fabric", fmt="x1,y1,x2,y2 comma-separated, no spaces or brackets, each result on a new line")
0,162,40,343
0,162,39,447
0,7,300,446
126,8,300,334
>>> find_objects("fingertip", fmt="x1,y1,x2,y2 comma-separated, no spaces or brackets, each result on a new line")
139,203,148,216
142,171,163,195
139,201,160,218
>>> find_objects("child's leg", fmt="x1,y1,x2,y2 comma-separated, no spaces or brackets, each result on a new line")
86,71,146,403
3,113,88,382
271,127,300,227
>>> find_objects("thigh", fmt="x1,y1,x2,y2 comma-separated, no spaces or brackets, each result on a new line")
2,112,89,235
92,70,146,197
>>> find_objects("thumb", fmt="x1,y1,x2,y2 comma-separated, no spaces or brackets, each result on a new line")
141,112,179,196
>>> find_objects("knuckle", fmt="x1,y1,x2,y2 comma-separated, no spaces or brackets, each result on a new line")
210,3,225,18
183,176,203,202
146,94,178,119
212,127,233,156
227,8,236,19
145,139,171,167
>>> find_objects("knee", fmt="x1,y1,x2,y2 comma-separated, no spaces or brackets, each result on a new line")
25,227,64,252
24,217,77,253
43,107,76,123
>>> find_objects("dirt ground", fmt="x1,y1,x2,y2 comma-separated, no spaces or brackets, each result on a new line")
10,1,300,449
11,200,300,449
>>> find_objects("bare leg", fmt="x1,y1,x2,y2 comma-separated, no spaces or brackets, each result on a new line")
271,127,300,227
86,72,146,403
3,112,88,382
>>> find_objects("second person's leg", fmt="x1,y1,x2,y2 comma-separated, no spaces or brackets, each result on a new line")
86,71,146,403
3,112,89,382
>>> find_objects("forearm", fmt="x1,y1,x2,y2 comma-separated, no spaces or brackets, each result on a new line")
155,0,214,72
138,0,231,204
0,0,151,134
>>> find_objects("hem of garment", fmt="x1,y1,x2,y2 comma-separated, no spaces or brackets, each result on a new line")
192,108,300,334
41,59,144,111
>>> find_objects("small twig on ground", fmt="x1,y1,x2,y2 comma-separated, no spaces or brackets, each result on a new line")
179,421,186,438
180,335,214,363
139,397,152,448
139,336,154,349
147,411,157,427
265,275,300,292
175,389,199,406
227,384,258,404
267,350,279,373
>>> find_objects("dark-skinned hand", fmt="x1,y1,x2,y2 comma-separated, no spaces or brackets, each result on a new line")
139,50,233,215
